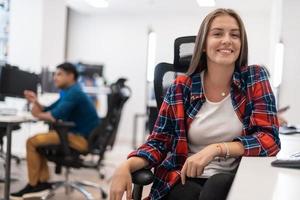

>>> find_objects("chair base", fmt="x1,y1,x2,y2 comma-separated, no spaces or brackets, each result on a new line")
42,180,107,200
0,156,19,183
0,151,22,165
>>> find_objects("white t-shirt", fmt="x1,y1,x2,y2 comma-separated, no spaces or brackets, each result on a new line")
188,71,243,178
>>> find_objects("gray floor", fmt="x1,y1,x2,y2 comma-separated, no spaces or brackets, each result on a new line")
1,156,113,199
0,138,151,200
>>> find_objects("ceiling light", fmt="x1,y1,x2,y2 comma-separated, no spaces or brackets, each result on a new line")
85,0,109,8
196,0,216,7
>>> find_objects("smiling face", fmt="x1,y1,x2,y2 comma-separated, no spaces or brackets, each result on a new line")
205,14,241,69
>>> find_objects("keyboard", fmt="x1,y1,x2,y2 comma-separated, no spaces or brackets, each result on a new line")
271,158,300,168
279,125,300,135
271,152,300,168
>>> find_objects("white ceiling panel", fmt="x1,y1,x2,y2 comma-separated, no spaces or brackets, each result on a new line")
66,0,273,16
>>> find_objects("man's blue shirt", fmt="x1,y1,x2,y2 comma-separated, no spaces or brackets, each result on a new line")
45,83,100,137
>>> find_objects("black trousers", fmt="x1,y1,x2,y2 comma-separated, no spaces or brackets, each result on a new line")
164,173,235,200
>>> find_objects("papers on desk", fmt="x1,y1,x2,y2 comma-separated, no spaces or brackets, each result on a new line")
0,112,36,123
0,108,18,116
279,125,300,135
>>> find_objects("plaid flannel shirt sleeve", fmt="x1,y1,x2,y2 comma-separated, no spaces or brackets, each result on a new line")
234,66,281,156
128,83,178,168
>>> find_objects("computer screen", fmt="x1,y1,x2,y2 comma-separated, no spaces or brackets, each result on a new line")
0,65,39,98
39,67,59,93
76,62,104,78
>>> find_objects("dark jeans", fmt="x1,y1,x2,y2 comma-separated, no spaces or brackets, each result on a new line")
164,173,235,200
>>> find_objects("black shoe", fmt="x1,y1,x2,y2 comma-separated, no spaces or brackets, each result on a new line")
10,182,52,200
36,181,53,190
10,184,33,200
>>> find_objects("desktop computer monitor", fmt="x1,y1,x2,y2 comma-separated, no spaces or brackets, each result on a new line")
76,62,104,78
0,65,39,98
39,67,59,93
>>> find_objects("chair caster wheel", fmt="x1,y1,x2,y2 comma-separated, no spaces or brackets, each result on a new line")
100,174,105,179
101,191,107,199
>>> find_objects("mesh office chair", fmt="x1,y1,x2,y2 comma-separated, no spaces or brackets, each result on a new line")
37,78,131,200
131,36,196,200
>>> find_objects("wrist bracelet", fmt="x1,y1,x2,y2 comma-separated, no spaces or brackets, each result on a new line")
222,142,230,159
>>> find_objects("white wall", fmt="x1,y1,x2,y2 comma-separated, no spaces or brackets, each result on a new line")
241,11,272,68
40,0,68,70
8,0,67,72
67,9,273,145
269,0,282,79
8,0,43,71
67,14,149,144
279,0,300,124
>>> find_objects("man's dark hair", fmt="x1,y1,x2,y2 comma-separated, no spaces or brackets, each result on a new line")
56,62,79,80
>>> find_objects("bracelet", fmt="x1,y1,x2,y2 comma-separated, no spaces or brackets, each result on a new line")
222,142,230,159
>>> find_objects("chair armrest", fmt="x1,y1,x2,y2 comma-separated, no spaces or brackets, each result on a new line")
46,120,75,158
48,120,75,129
131,168,154,186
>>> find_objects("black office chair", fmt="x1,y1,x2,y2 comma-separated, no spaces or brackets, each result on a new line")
131,36,196,200
37,78,131,200
0,125,22,165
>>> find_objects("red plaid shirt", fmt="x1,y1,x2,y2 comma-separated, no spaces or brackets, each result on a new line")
128,65,280,200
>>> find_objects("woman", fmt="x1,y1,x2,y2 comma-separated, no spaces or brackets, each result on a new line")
110,8,280,200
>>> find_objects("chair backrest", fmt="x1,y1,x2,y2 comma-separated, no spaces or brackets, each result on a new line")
87,78,131,160
154,36,196,109
131,36,197,197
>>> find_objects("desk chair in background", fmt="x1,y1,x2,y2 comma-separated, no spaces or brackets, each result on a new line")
0,125,22,166
131,36,196,200
37,78,131,200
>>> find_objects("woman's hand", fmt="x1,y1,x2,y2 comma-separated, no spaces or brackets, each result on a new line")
110,157,149,200
180,144,221,184
110,162,133,200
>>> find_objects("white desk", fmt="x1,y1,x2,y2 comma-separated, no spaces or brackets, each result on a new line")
227,134,300,200
0,113,35,123
0,114,36,200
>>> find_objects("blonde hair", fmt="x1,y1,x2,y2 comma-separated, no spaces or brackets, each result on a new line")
187,8,248,75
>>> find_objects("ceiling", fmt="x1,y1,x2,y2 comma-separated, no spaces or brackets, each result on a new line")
66,0,274,16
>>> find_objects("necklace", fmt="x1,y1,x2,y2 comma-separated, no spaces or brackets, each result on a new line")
204,71,228,97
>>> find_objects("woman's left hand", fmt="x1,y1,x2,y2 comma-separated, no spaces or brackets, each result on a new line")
180,144,220,184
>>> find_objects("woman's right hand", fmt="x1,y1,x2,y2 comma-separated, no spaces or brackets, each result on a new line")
110,162,133,200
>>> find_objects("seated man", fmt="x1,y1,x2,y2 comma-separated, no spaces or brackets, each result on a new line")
11,62,100,199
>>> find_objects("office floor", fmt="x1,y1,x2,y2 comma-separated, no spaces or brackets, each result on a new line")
0,137,151,200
